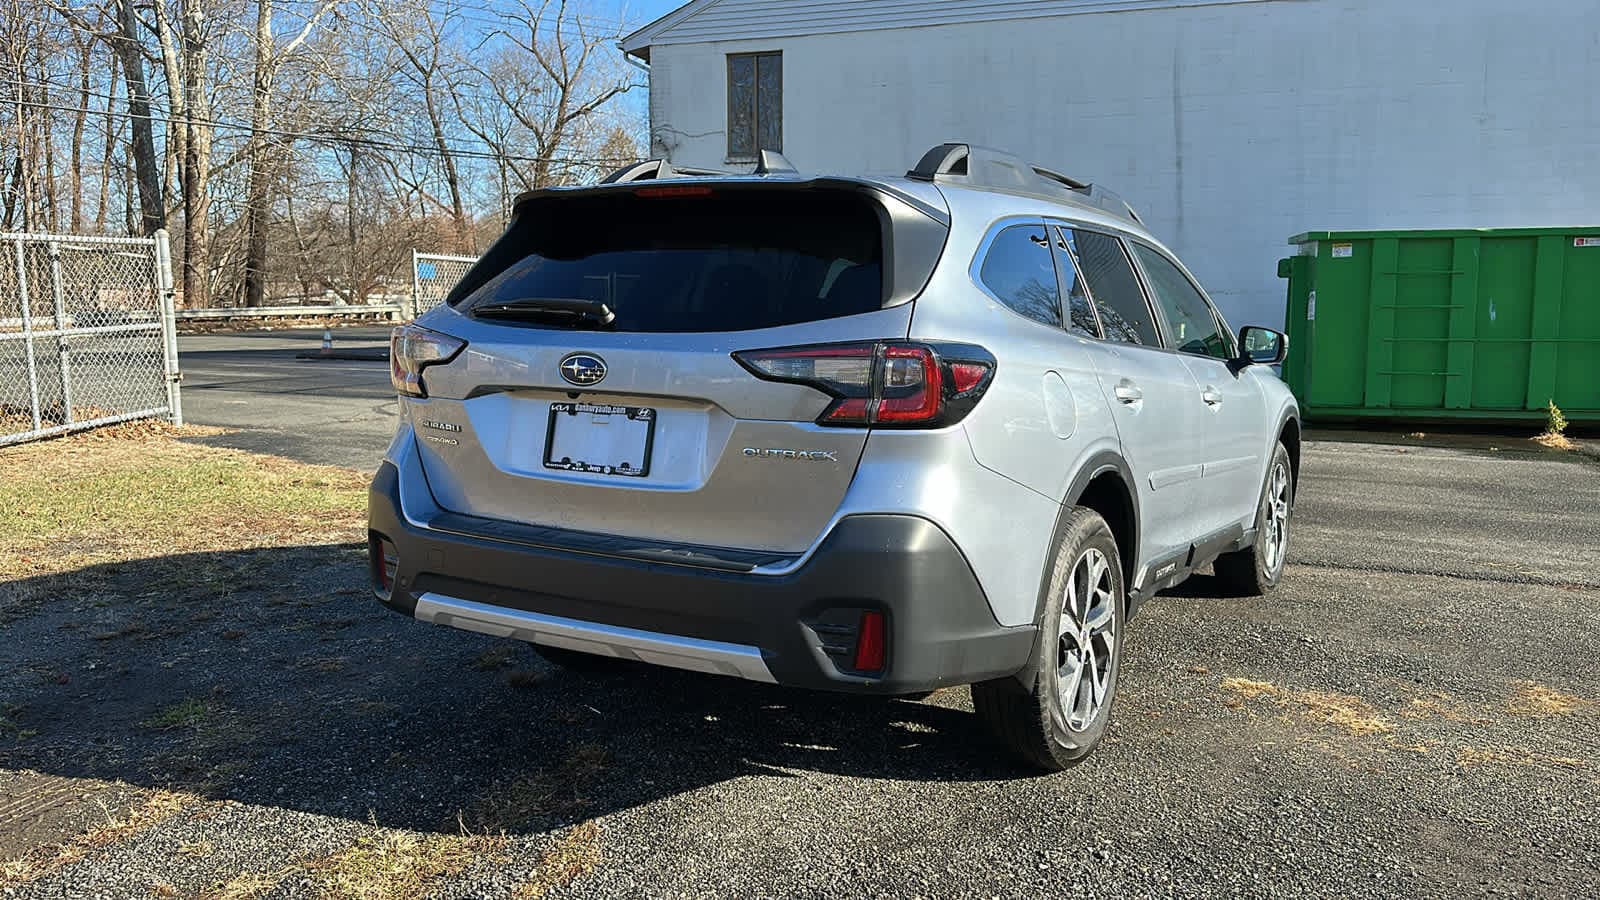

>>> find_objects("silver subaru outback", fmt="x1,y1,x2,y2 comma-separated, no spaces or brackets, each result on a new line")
368,143,1300,770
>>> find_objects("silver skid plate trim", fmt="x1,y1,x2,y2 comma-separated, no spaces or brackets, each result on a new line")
413,592,777,683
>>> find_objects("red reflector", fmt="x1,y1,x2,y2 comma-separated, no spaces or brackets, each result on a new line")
373,537,398,593
635,185,714,198
949,362,989,394
854,611,887,673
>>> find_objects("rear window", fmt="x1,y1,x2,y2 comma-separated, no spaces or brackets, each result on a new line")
454,189,885,333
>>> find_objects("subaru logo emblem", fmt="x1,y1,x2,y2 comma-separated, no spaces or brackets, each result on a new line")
559,353,607,386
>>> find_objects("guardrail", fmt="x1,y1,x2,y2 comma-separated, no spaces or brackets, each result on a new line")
174,303,403,321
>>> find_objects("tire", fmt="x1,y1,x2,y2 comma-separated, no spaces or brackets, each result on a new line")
1213,441,1294,597
972,507,1126,771
532,644,631,674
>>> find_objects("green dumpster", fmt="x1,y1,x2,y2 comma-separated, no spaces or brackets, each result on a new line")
1278,227,1600,424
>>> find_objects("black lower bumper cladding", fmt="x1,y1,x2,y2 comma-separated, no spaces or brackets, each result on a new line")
367,462,1033,694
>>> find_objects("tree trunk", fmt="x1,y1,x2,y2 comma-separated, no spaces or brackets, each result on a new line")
421,83,467,249
37,66,58,231
242,0,274,307
345,143,358,302
114,0,166,235
151,2,187,216
70,39,91,232
95,64,119,232
181,1,211,307
1,153,20,231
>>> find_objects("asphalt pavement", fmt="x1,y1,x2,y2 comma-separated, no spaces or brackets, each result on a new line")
176,327,396,470
3,329,1597,897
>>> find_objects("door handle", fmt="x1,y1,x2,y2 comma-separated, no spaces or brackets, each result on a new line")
1201,386,1222,408
1114,381,1143,405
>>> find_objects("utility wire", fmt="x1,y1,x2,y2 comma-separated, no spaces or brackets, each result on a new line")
7,95,640,167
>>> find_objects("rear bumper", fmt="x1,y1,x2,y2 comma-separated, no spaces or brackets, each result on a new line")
367,461,1034,694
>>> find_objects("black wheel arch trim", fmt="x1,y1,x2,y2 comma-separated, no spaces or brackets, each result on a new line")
1011,450,1140,688
1061,450,1141,593
1273,410,1303,503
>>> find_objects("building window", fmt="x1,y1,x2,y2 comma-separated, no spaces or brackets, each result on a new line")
727,52,781,161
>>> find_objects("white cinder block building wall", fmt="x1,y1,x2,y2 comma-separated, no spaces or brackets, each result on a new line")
624,0,1600,329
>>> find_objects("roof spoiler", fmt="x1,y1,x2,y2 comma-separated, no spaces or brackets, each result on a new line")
599,149,797,184
906,142,1142,225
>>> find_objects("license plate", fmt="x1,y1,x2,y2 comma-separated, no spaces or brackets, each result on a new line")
543,403,655,477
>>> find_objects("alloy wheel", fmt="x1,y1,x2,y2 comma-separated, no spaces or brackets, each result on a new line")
1056,547,1116,732
1262,461,1291,574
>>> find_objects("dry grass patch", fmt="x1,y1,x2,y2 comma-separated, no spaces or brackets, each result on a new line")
1220,676,1393,736
512,821,603,899
205,870,287,900
474,642,519,671
1456,745,1587,771
1533,432,1576,451
466,744,612,832
505,669,547,690
303,830,507,900
0,424,367,583
1400,692,1495,726
0,789,197,887
1507,681,1591,718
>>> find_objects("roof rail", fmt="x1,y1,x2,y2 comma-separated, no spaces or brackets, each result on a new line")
906,142,1142,225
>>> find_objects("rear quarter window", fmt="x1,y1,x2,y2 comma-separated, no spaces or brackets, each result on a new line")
977,224,1061,328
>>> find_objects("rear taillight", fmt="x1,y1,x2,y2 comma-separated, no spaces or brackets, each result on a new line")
390,323,466,398
732,341,995,428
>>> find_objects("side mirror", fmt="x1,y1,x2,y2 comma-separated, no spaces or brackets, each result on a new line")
1237,325,1287,366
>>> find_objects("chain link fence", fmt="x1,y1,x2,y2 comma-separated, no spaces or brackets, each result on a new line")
0,230,181,447
410,251,479,319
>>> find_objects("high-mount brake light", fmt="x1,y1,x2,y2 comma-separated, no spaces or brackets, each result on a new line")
634,185,715,198
390,323,466,398
733,341,996,428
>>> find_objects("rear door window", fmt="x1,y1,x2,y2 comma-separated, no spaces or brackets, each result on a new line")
978,223,1061,328
455,190,884,333
1070,230,1160,346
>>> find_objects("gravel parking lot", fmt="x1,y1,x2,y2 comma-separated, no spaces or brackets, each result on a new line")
2,342,1597,898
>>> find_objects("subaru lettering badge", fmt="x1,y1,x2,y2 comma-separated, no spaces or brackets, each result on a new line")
558,352,607,387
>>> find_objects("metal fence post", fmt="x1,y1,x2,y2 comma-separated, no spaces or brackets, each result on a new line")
409,248,420,320
154,229,183,426
13,238,42,432
47,240,74,425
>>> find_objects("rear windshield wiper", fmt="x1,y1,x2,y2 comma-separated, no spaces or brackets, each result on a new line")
470,297,617,328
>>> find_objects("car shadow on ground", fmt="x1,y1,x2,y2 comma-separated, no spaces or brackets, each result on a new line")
0,545,1041,839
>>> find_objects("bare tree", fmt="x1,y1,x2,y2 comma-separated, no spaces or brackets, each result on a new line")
104,0,166,234
180,0,212,306
4,0,645,308
465,0,639,190
366,1,472,247
242,0,337,306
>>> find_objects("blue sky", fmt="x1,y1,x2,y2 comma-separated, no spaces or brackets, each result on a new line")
625,0,687,31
